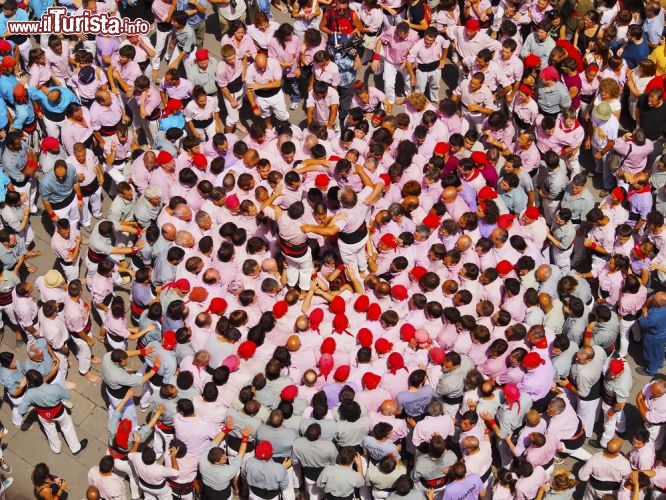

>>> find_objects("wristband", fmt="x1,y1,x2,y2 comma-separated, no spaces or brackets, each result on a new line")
252,105,259,110
136,228,142,237
151,364,160,374
139,347,147,356
131,245,139,253
373,53,380,61
222,425,232,435
589,242,598,251
49,211,56,219
241,435,249,443
584,330,592,339
488,419,497,428
337,264,345,271
565,382,574,391
76,194,83,201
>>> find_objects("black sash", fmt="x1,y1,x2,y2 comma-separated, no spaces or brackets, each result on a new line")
227,75,244,93
338,222,367,244
0,290,12,306
442,394,463,405
280,238,309,258
51,191,76,210
43,108,66,122
99,121,121,136
589,476,620,491
203,483,232,500
192,117,214,128
80,178,100,197
139,477,166,490
249,486,279,499
418,60,439,72
255,87,281,98
579,378,602,402
157,21,172,31
302,466,324,481
226,433,255,453
106,384,131,399
87,248,107,263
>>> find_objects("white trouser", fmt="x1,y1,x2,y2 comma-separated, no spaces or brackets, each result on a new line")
462,110,485,133
7,394,24,426
129,100,160,144
551,245,573,275
105,161,129,185
647,421,666,450
0,303,16,331
85,257,123,287
497,438,514,469
285,248,313,290
566,153,581,176
43,117,66,139
16,39,31,67
152,29,171,70
248,491,278,500
140,481,173,500
107,389,138,429
304,477,323,500
13,178,38,213
415,481,446,500
541,198,560,226
53,351,69,389
415,68,440,103
52,196,81,228
39,408,82,454
256,90,289,122
59,258,81,283
577,397,600,438
339,235,369,273
106,334,128,351
442,402,459,419
618,318,637,358
223,88,244,127
583,484,617,500
113,457,141,499
372,487,391,500
39,34,50,50
383,61,411,104
382,10,406,29
283,467,296,500
599,401,625,447
193,122,217,143
139,380,156,409
70,335,92,374
80,187,103,228
561,442,592,461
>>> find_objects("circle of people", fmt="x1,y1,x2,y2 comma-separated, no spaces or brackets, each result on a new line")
0,0,665,499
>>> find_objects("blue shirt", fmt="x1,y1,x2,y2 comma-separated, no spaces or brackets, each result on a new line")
0,365,24,393
159,113,186,131
29,0,54,19
32,86,80,113
39,163,78,202
639,306,666,336
19,383,71,414
0,171,11,203
622,38,649,69
643,11,665,46
13,91,38,129
0,74,18,106
0,8,29,36
177,0,208,25
0,98,8,130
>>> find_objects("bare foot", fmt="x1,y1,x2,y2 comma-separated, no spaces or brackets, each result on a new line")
65,381,77,390
84,372,101,384
91,356,102,364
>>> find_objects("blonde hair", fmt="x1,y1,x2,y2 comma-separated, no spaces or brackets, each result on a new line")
599,78,621,99
406,92,428,111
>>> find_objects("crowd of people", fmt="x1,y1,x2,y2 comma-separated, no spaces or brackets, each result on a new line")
0,0,664,497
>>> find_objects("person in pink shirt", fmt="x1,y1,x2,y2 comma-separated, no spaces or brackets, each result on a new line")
371,22,420,104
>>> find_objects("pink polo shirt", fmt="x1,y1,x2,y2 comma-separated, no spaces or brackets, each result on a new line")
379,26,420,65
246,58,283,85
91,93,124,129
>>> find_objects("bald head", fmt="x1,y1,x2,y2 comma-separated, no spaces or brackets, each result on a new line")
442,187,458,203
286,335,301,352
175,230,195,248
538,293,552,309
461,436,479,451
295,315,309,332
86,486,100,500
380,400,398,416
162,223,177,241
175,205,193,222
303,369,317,386
605,437,622,454
652,379,666,397
254,53,268,69
455,235,473,252
535,264,552,282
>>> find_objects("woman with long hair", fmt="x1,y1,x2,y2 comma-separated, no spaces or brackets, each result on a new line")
32,463,68,500
268,23,302,110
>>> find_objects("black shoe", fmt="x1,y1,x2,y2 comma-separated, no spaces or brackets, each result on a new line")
73,439,88,455
20,421,32,432
587,439,602,449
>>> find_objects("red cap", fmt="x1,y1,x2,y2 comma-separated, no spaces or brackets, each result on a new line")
225,194,240,209
354,295,370,313
465,18,481,30
400,323,416,342
434,142,451,155
362,372,381,390
522,351,544,369
115,419,133,449
388,352,406,374
321,337,337,355
391,285,408,301
189,286,208,303
207,297,228,315
0,56,15,69
41,136,60,154
379,174,391,186
524,54,541,69
255,441,273,460
162,330,177,350
357,328,373,348
429,347,445,365
422,213,441,229
208,297,228,314
330,296,346,314
237,340,257,360
478,186,498,200
609,359,624,375
12,83,26,100
310,308,324,332
379,233,398,249
366,303,382,321
332,313,349,333
195,48,209,61
272,300,289,319
496,260,513,275
524,206,541,220
470,151,488,165
155,150,174,165
0,40,11,53
611,187,626,201
329,155,342,162
411,266,427,280
504,384,520,405
540,66,559,82
497,214,515,229
375,338,393,355
315,174,330,189
192,153,208,169
280,385,298,400
334,365,350,382
519,84,533,96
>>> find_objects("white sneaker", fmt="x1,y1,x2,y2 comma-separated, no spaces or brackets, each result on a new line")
2,478,13,490
290,102,299,110
119,276,132,286
63,400,74,409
